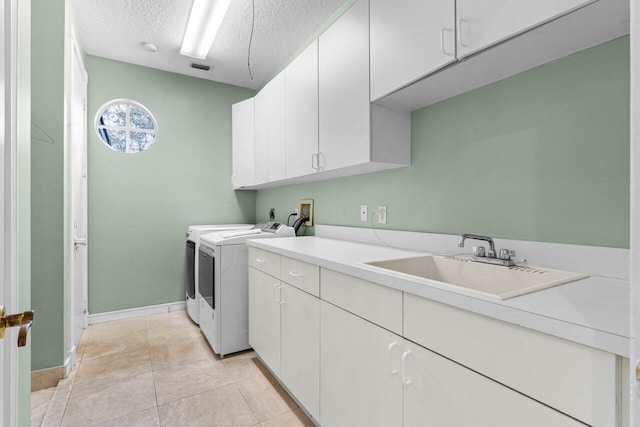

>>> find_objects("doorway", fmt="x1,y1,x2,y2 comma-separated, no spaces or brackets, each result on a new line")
67,27,88,371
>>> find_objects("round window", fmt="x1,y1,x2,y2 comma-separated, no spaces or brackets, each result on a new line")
94,99,158,153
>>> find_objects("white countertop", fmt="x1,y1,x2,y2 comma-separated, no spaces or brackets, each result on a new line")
247,236,629,357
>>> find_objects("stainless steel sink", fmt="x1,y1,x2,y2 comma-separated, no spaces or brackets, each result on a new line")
362,254,588,299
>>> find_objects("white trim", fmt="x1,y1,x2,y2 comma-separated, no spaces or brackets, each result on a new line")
88,301,187,324
630,0,639,421
2,1,20,424
314,224,630,280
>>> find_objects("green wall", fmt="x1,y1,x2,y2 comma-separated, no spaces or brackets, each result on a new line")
31,0,65,371
86,57,256,314
256,36,630,248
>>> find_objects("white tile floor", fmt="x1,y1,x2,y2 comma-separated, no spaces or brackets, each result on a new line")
31,310,313,426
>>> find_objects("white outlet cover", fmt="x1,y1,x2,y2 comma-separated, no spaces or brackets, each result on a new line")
378,205,387,224
360,205,368,222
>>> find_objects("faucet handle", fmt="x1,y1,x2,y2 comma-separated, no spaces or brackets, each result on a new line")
499,249,516,260
472,246,486,257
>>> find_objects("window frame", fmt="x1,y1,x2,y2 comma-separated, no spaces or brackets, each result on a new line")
94,98,158,153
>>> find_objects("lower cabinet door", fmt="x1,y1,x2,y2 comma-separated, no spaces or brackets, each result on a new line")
280,284,320,421
320,301,403,427
403,339,585,427
248,267,281,376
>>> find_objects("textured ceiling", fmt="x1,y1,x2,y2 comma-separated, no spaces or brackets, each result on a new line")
72,0,348,89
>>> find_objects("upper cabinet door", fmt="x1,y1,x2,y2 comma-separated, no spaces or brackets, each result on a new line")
266,72,286,182
456,0,592,58
254,71,286,184
232,98,254,188
370,0,456,101
285,40,319,179
319,0,371,172
253,88,268,185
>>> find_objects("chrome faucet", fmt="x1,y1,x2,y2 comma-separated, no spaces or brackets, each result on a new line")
458,233,517,267
458,234,496,257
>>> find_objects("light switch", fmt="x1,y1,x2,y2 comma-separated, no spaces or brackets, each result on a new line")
360,205,368,222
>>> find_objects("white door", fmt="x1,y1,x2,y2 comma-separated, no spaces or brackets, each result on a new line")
265,72,286,182
320,301,402,427
370,0,456,101
631,1,640,423
285,40,318,179
68,29,88,367
318,0,371,172
2,0,29,424
455,0,592,58
247,268,280,375
402,339,584,426
280,284,319,420
231,98,254,188
1,3,11,422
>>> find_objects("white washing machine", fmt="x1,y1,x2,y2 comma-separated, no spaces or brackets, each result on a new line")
185,224,253,324
198,223,295,356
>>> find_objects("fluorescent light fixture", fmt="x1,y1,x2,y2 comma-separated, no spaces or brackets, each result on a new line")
180,0,232,60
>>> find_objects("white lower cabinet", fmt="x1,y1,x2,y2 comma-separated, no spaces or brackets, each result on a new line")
320,301,403,427
402,339,583,427
249,254,624,427
248,261,320,422
248,267,281,376
280,284,320,421
320,299,583,427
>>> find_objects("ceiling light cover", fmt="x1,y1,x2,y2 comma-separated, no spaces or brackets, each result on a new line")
180,0,232,60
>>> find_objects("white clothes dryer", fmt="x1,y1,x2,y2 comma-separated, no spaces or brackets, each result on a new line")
185,224,253,324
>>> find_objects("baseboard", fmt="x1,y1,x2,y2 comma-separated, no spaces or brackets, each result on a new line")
32,366,64,391
88,301,187,324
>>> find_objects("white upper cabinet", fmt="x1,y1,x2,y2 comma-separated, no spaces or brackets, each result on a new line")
318,0,371,172
253,86,268,185
231,98,254,189
285,40,319,179
254,71,286,184
370,0,456,101
456,0,592,58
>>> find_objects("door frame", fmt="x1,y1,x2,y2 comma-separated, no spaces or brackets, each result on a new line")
631,0,639,422
2,0,21,424
66,23,88,373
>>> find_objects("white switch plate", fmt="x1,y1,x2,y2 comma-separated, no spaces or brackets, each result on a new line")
360,205,368,222
378,205,387,224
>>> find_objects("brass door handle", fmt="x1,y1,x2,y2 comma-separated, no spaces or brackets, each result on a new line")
0,306,35,347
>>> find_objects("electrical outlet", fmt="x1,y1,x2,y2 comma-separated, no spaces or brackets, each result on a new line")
360,205,368,222
378,205,387,224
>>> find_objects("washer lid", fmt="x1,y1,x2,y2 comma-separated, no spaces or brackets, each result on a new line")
187,224,254,241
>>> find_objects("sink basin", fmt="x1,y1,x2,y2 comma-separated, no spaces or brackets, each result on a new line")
362,255,588,300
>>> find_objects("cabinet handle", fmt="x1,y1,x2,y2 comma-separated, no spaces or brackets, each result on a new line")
278,285,285,304
387,342,399,375
255,258,266,263
457,18,469,48
440,28,454,57
317,152,324,171
401,350,412,386
311,153,318,170
288,271,303,278
273,283,280,302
